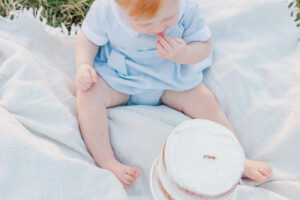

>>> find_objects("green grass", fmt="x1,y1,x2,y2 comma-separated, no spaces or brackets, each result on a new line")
1,0,300,31
0,0,94,29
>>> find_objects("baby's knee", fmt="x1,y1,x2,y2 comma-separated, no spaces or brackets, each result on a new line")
187,86,219,113
199,87,218,107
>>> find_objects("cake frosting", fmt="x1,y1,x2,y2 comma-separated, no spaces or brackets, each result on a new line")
150,119,245,200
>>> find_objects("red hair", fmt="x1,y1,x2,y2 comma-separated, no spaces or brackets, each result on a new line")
115,0,162,20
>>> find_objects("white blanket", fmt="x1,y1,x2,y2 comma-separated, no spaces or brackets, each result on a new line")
0,0,299,199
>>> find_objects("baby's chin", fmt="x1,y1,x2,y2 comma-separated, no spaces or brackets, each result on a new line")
143,31,164,36
136,31,160,36
149,32,162,36
134,29,164,36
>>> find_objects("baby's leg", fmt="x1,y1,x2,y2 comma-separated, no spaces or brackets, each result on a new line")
77,76,139,189
161,83,272,183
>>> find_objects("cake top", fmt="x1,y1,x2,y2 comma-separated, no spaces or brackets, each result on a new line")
164,119,245,196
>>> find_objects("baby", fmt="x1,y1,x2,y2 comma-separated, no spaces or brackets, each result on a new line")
75,0,273,189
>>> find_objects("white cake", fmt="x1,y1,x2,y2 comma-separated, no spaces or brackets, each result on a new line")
150,119,245,200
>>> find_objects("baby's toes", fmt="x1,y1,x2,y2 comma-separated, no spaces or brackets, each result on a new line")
125,174,136,184
121,177,132,189
267,167,273,176
123,183,130,189
265,164,273,175
261,166,272,177
259,167,268,176
255,171,268,183
125,167,140,179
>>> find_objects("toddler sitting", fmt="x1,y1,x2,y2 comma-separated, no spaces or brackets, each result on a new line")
75,0,273,189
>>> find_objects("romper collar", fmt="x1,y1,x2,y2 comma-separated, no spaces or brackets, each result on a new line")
111,0,186,37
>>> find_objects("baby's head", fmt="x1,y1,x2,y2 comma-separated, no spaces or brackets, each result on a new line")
115,0,179,35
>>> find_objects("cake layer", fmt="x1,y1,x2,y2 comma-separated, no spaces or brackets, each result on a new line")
164,119,245,196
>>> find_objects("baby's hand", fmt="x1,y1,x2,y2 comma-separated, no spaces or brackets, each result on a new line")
156,32,189,64
75,64,98,92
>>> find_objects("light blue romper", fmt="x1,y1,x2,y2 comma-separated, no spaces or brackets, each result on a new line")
81,0,213,105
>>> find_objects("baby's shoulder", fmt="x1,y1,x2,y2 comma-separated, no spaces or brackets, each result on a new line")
180,0,203,24
182,0,202,17
92,0,111,8
88,0,112,17
84,0,114,28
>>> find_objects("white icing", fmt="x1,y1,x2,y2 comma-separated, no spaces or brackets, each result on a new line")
164,119,245,197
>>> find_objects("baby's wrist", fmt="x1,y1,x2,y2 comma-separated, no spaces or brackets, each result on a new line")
77,63,92,72
77,63,88,69
177,46,191,64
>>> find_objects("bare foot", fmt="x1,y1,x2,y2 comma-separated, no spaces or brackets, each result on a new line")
101,158,140,189
243,159,273,183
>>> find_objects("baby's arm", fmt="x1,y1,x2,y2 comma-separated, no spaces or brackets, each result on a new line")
75,31,99,91
75,30,99,70
157,32,211,65
183,39,211,64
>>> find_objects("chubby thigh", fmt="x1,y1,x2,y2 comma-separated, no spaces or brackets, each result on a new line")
160,83,219,117
77,75,130,108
